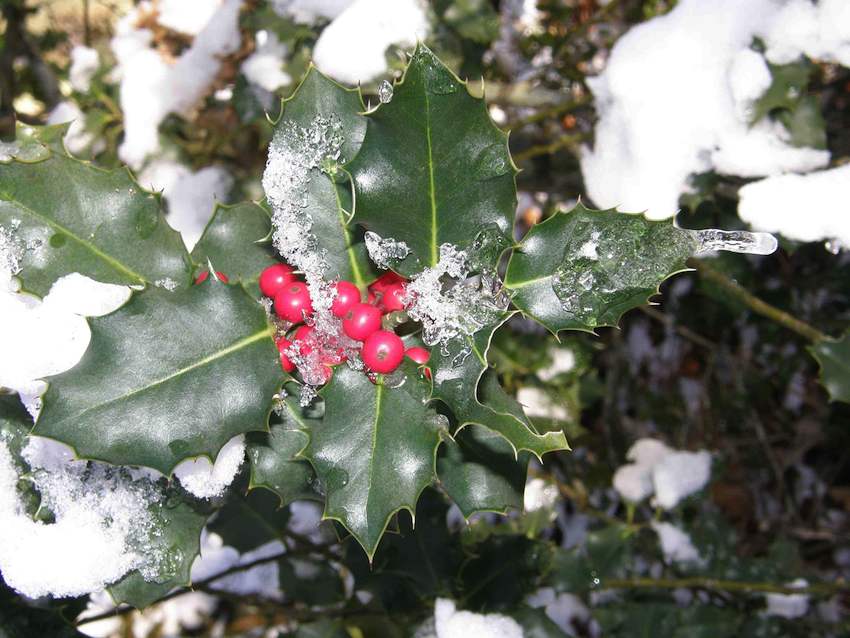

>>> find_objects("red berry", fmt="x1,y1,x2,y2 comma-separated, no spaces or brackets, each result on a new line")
367,290,377,304
380,282,407,313
406,346,431,379
342,302,382,341
405,347,430,365
362,330,405,374
331,281,361,318
275,337,296,373
259,263,296,298
194,270,229,284
369,271,405,294
274,281,313,323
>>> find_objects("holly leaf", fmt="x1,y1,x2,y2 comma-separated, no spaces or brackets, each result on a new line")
808,332,850,404
190,202,278,296
108,493,209,609
268,67,376,287
248,395,318,506
430,320,568,460
504,203,695,334
36,281,283,474
0,127,190,296
304,363,447,559
0,395,32,461
348,44,516,276
438,424,529,518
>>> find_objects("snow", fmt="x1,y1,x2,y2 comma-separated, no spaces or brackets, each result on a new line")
537,346,576,381
517,387,569,421
0,437,171,599
652,450,713,510
173,435,246,499
272,0,355,24
765,578,810,618
523,477,559,511
433,598,523,638
242,31,292,93
738,164,850,246
113,0,244,168
651,521,702,564
46,101,99,156
580,0,837,220
139,158,232,250
312,0,430,85
45,273,133,317
69,45,99,93
612,438,712,509
364,231,410,269
526,587,590,636
763,0,850,67
157,0,223,36
0,273,130,406
190,530,284,599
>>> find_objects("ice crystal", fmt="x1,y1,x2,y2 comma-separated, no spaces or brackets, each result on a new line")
154,277,179,291
404,243,508,348
0,220,25,282
364,231,410,269
378,80,394,104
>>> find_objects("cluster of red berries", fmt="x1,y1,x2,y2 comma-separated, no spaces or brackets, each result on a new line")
256,263,431,381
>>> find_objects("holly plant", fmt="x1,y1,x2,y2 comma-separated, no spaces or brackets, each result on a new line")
0,45,763,609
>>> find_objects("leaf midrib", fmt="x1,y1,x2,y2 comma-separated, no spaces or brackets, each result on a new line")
364,381,384,539
424,86,438,267
0,186,147,285
333,179,366,288
48,328,271,424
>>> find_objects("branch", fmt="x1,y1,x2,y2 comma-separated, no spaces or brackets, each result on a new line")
512,132,588,163
689,258,830,343
602,576,848,597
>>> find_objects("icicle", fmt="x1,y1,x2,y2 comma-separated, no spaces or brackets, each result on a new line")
691,229,777,256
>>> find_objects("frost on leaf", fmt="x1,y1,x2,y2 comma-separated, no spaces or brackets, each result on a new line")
0,221,25,284
0,436,186,599
404,243,509,349
364,231,410,270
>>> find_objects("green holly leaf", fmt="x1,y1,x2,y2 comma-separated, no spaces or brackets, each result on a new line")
190,202,278,296
36,282,283,474
0,580,88,638
438,424,528,518
0,395,32,462
208,488,290,553
248,394,318,506
0,128,191,297
430,319,568,459
809,331,850,404
267,67,376,287
304,363,447,559
348,44,516,276
504,203,696,334
108,492,209,609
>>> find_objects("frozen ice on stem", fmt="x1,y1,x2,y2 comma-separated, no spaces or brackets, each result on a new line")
691,228,778,256
365,231,410,269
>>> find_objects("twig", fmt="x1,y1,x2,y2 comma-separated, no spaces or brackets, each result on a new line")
76,540,334,627
512,132,588,163
506,94,592,130
601,576,847,597
688,259,830,343
638,305,717,350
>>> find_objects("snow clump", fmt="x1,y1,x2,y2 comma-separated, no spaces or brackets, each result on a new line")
69,45,99,92
173,435,246,499
651,521,703,565
429,598,523,638
580,0,847,221
612,438,712,509
765,578,810,618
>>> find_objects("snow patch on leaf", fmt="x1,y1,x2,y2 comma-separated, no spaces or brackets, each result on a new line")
173,435,246,499
0,437,177,598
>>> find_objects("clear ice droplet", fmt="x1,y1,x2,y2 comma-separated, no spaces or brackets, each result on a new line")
692,229,777,256
378,80,394,104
